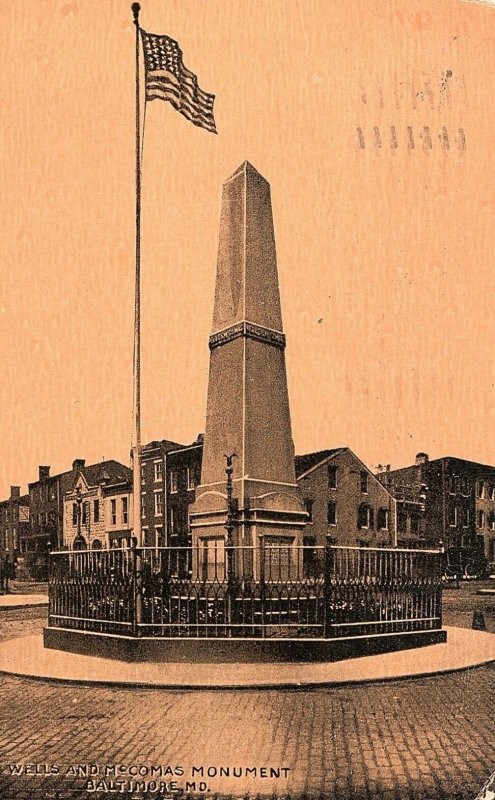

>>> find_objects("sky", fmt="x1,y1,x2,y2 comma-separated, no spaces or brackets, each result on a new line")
0,0,494,497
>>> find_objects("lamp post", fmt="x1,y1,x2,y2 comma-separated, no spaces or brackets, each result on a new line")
224,453,236,548
224,454,236,633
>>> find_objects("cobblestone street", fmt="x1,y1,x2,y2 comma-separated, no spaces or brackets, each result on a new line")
0,584,494,800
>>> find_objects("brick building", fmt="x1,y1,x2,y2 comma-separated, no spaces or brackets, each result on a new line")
295,448,397,549
140,437,202,549
63,461,132,550
140,441,402,552
27,459,131,555
377,453,492,573
0,486,30,573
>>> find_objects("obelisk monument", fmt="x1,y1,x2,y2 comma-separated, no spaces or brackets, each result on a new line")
190,162,307,551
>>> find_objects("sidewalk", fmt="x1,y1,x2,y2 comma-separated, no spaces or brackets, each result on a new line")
0,592,48,609
7,580,48,595
0,579,48,609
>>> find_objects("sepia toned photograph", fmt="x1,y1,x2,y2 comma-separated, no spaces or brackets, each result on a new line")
0,1,494,798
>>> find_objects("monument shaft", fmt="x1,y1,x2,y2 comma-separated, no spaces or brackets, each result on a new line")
190,162,306,549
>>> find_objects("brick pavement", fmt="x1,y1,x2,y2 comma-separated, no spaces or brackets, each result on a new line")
0,592,494,800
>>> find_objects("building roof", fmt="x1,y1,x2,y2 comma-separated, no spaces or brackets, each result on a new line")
295,448,345,478
29,460,131,490
140,439,187,455
380,454,495,480
79,461,132,488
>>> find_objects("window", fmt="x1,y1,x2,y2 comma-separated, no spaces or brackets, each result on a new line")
154,461,163,482
490,513,495,532
170,470,179,493
360,471,368,494
449,475,457,494
122,497,128,525
155,525,164,547
490,485,495,501
410,514,420,535
93,499,100,523
448,505,458,527
168,506,177,535
478,510,486,529
358,503,371,529
461,477,469,496
141,492,146,518
110,499,117,526
187,466,197,490
478,481,485,499
82,502,89,526
200,537,225,581
327,501,337,526
303,536,318,578
304,499,313,522
154,491,163,516
328,465,337,490
377,508,389,530
141,464,145,479
463,508,470,528
262,536,294,582
72,503,78,526
143,528,154,547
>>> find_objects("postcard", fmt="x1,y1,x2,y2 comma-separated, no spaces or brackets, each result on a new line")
0,1,494,799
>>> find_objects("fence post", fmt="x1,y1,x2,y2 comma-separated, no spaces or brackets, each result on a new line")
323,539,334,639
130,537,143,636
437,545,444,629
226,537,235,635
260,537,266,638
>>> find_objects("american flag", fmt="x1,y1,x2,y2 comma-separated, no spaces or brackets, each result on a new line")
140,29,217,134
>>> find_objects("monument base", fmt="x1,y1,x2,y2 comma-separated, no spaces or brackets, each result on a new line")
43,626,447,664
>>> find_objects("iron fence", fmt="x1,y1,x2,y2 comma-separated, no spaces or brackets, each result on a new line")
47,542,443,640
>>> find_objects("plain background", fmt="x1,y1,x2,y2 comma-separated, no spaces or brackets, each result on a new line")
0,0,494,495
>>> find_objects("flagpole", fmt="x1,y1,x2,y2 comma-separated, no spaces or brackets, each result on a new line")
131,2,142,545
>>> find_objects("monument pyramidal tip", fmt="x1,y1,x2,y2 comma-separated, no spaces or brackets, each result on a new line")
190,161,308,549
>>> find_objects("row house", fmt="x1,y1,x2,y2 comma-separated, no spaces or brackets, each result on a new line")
140,437,203,549
0,486,30,569
295,448,397,549
27,459,131,555
377,452,492,573
140,442,397,554
63,461,132,550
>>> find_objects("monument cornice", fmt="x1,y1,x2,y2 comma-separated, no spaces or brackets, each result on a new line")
209,321,286,351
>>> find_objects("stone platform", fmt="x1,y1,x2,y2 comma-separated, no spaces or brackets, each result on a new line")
43,625,446,663
0,627,494,688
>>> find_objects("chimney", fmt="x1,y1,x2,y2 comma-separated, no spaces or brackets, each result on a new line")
39,466,50,481
415,453,429,467
72,458,86,471
10,486,20,499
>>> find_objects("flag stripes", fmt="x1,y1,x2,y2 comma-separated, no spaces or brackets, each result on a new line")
140,29,217,134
